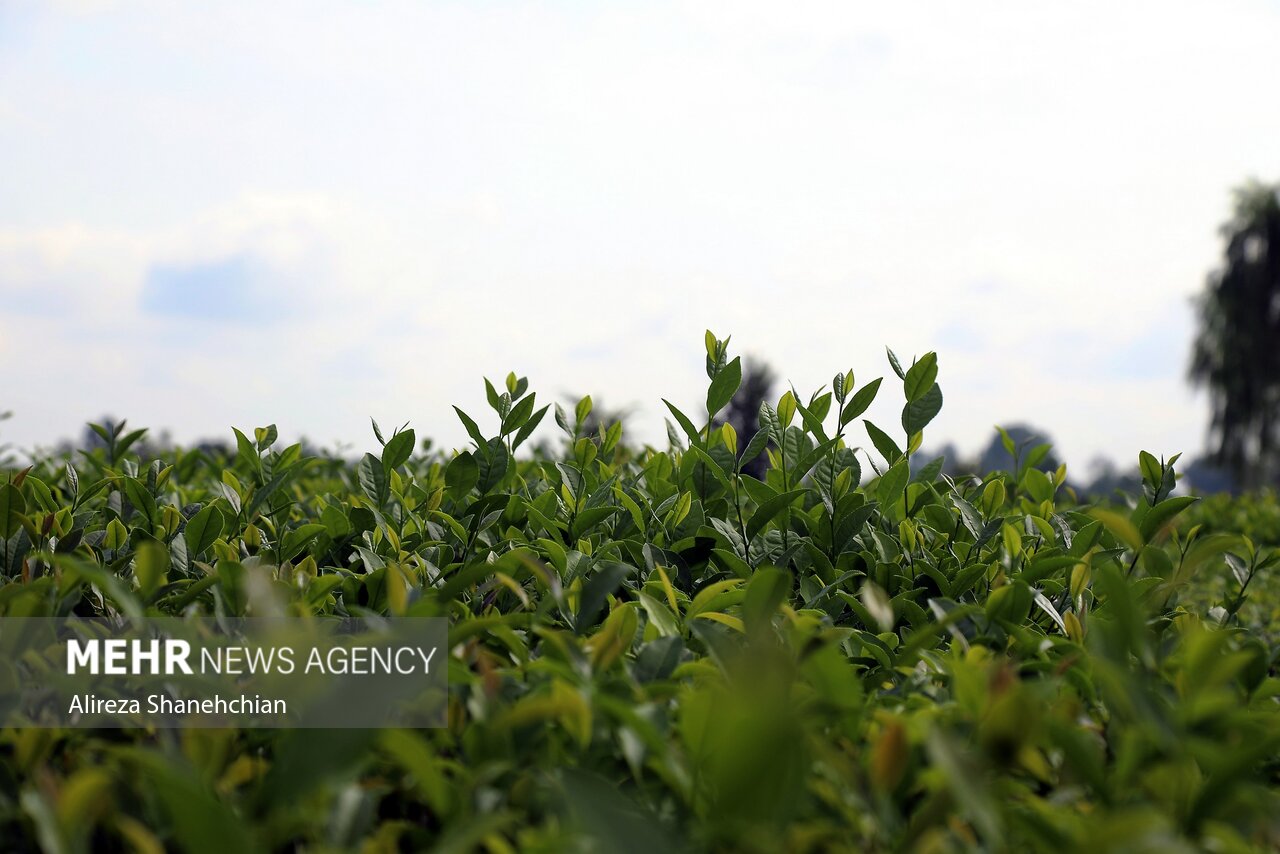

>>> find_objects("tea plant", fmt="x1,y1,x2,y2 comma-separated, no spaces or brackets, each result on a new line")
0,334,1277,852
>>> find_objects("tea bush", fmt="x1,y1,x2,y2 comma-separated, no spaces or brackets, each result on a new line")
1176,492,1280,647
1184,490,1280,547
1,334,1277,852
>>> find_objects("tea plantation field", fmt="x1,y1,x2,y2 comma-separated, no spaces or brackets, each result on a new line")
1,336,1277,852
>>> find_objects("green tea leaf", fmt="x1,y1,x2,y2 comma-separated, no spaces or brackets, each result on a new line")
864,420,903,464
877,459,909,510
903,352,938,402
840,377,882,424
134,540,168,596
358,453,389,505
746,489,806,541
706,356,742,417
901,383,943,435
381,429,416,471
1137,495,1198,542
0,483,24,538
576,562,633,633
183,504,224,556
453,406,487,447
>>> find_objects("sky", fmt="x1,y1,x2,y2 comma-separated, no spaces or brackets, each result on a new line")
2,0,1279,473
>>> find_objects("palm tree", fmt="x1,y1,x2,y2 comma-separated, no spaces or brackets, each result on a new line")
1190,180,1280,490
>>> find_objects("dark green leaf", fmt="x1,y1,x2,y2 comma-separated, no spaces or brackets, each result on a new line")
184,504,224,555
877,459,910,510
864,420,903,463
662,399,702,446
453,406,487,447
903,352,938,402
381,429,416,471
358,454,388,505
746,489,806,541
576,562,633,633
902,383,943,435
706,356,742,417
840,377,882,424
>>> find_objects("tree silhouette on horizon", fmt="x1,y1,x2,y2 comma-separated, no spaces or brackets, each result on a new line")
1190,180,1280,490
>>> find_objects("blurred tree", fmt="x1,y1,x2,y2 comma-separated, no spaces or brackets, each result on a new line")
719,358,776,479
977,424,1059,474
81,417,119,452
579,398,631,440
1191,181,1280,490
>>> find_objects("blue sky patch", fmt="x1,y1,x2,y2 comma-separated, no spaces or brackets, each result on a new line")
139,254,275,321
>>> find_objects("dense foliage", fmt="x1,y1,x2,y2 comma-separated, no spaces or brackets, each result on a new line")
1,335,1278,852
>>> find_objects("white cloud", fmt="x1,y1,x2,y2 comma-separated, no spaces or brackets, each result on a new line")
1,0,1277,467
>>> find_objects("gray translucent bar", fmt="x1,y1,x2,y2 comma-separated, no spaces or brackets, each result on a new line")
0,617,447,728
